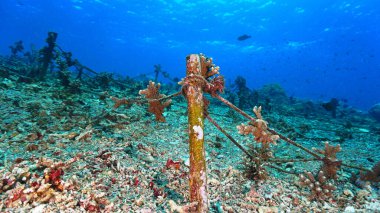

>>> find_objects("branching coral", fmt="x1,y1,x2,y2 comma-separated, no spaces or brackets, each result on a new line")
237,106,279,145
204,75,225,97
236,106,277,180
196,54,220,78
110,96,129,109
314,142,342,180
242,144,273,180
299,171,336,201
139,81,172,122
180,53,224,98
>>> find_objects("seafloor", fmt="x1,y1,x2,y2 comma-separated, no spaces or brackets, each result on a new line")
1,59,380,212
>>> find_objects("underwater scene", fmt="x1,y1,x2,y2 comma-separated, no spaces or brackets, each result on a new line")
1,0,380,212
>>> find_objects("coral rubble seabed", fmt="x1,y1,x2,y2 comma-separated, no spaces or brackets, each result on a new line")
0,43,380,212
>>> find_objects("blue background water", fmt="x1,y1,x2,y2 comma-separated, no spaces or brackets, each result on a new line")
1,0,379,110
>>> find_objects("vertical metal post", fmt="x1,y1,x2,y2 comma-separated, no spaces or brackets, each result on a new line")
184,54,208,212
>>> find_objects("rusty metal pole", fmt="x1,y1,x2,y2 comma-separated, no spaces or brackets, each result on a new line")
183,54,208,212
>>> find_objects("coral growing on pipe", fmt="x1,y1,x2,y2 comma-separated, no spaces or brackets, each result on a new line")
179,53,222,212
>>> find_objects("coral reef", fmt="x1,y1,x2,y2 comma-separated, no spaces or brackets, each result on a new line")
110,96,130,109
1,44,380,212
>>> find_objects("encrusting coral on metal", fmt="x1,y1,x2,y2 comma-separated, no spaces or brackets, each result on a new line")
179,54,222,212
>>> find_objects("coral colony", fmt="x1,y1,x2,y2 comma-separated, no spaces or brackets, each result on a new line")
0,33,380,212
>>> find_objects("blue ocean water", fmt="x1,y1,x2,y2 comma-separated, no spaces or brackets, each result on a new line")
1,0,379,110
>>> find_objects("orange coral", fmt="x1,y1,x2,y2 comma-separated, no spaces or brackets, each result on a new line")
139,81,172,122
110,96,129,109
237,106,279,145
180,53,223,98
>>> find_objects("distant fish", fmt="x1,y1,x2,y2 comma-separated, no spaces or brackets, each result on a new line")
237,34,251,41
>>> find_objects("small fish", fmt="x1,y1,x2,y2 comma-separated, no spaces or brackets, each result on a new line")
237,34,251,41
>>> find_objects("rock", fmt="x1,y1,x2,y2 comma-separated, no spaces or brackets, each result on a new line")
169,140,179,145
216,154,224,159
140,208,154,213
208,178,220,186
258,206,278,213
0,78,15,88
140,154,154,163
184,158,190,167
322,202,333,210
358,128,370,133
134,197,144,206
369,103,380,122
356,190,370,204
343,206,355,213
365,201,380,212
31,204,47,213
343,189,354,197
